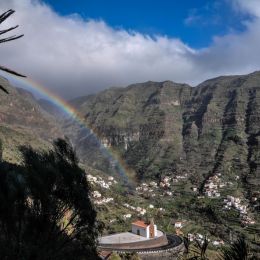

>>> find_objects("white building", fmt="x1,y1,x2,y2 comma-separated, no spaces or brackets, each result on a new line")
174,221,183,229
92,190,101,198
131,220,158,238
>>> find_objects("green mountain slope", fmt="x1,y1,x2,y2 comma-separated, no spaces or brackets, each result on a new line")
0,76,62,163
0,73,259,253
70,72,260,204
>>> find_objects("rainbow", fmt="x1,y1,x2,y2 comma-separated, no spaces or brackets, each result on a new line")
1,71,132,184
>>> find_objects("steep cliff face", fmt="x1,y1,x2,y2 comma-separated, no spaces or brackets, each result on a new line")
70,72,260,197
70,82,190,178
0,76,62,163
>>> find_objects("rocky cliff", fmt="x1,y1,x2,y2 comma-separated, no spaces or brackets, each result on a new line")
70,72,260,202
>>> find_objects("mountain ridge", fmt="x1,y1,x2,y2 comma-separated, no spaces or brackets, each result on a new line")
66,71,260,208
0,71,259,204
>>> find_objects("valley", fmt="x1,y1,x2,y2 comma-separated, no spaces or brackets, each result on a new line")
0,72,260,258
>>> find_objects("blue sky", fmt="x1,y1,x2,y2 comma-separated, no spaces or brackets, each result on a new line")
43,0,250,48
0,0,260,98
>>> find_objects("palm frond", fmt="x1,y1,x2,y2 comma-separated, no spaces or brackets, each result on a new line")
0,65,26,77
0,33,24,44
0,85,8,94
0,9,15,24
0,9,24,44
219,237,249,260
0,25,18,35
0,9,26,87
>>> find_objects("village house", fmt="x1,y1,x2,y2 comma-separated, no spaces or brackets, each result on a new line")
123,214,132,220
150,181,157,187
174,221,183,229
131,219,158,238
165,191,173,196
92,190,101,198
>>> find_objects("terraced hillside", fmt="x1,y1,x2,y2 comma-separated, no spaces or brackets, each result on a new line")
0,72,259,256
70,72,260,205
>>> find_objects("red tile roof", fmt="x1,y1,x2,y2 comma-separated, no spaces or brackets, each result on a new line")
132,220,149,228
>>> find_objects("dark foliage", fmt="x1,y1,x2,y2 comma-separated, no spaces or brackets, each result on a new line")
0,140,2,161
191,236,209,260
183,236,191,254
0,139,100,259
219,236,257,260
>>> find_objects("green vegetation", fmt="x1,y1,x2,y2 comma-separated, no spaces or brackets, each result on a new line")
68,72,260,258
219,236,258,260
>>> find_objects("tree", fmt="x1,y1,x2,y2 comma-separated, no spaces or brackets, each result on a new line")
119,252,141,260
193,236,209,260
179,236,209,260
0,139,100,259
109,252,122,260
183,235,191,255
0,140,2,161
0,9,25,94
219,236,257,260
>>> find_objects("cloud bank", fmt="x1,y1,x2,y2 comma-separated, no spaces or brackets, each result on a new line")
0,0,260,98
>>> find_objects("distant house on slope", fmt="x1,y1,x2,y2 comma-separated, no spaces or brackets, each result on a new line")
131,219,157,238
174,221,183,229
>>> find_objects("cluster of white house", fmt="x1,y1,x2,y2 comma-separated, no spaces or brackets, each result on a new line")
123,203,147,216
87,174,118,205
122,202,165,218
136,183,157,197
224,196,246,212
91,190,114,205
135,176,189,198
187,233,225,247
95,197,114,205
203,174,226,198
87,174,117,189
203,173,242,199
223,195,255,225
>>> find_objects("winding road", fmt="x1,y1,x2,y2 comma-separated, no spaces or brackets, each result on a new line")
99,234,183,253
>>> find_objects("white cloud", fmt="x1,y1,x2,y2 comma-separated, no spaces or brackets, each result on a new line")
0,0,259,98
231,0,260,18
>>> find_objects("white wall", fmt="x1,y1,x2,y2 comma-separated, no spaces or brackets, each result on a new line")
145,226,149,238
132,224,148,238
154,224,158,237
132,224,158,238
